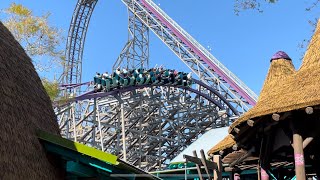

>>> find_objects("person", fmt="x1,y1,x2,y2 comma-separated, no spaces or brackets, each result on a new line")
102,71,109,79
144,73,151,85
169,70,175,84
94,72,102,91
136,74,145,85
116,68,121,75
175,72,184,85
187,72,192,80
104,78,111,91
123,75,129,87
129,73,136,86
111,75,119,89
123,68,128,75
101,76,107,91
133,68,139,78
149,69,156,84
113,68,121,82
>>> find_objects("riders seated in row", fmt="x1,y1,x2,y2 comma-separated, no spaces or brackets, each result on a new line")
94,68,192,92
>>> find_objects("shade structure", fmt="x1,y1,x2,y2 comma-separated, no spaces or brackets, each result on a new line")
207,20,320,179
208,51,296,155
0,22,62,179
229,19,320,133
207,135,235,155
229,52,296,131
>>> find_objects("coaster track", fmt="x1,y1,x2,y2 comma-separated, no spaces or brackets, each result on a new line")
57,0,258,171
56,79,237,170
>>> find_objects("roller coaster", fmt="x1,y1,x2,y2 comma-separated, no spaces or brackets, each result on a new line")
56,0,258,171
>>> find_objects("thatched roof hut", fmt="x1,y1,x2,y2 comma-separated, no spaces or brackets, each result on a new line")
208,51,296,155
0,22,62,179
229,20,320,134
229,51,296,132
207,20,320,178
207,135,234,156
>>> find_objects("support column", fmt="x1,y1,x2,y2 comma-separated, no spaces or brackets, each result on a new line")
293,133,306,180
213,155,222,180
121,102,127,162
257,165,261,180
234,173,240,180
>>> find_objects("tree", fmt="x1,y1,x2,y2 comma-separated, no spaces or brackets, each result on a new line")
1,3,65,101
234,0,319,15
234,0,319,54
1,3,65,72
234,0,277,15
42,78,60,101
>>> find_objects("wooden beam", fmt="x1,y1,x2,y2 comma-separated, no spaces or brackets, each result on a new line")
191,151,204,180
230,148,254,167
184,154,216,170
272,112,291,122
257,164,261,180
224,167,234,172
247,119,254,127
213,155,222,180
234,127,240,134
305,107,313,114
272,113,280,121
200,149,213,180
232,144,238,151
184,154,202,166
219,150,224,156
303,137,313,149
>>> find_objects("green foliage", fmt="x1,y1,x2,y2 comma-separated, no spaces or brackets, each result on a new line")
6,3,31,16
1,3,65,72
42,78,59,101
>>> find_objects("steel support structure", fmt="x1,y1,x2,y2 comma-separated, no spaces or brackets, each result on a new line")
122,0,257,112
61,0,98,95
113,10,149,71
57,80,237,171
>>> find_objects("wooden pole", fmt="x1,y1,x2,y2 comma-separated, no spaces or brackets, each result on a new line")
293,133,306,180
213,155,222,180
200,150,213,180
234,173,240,180
192,151,204,180
257,165,261,180
302,137,313,149
305,107,313,114
272,113,280,121
247,119,254,127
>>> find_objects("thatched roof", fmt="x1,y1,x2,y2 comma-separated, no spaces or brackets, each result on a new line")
208,52,295,155
208,20,320,157
229,52,296,130
0,22,62,179
229,20,320,132
207,135,235,155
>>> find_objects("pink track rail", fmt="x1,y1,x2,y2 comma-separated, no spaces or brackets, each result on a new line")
140,0,256,106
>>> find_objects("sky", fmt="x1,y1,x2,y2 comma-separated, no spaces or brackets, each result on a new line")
0,0,319,95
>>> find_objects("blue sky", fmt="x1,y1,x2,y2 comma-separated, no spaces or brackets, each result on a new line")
0,0,318,95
